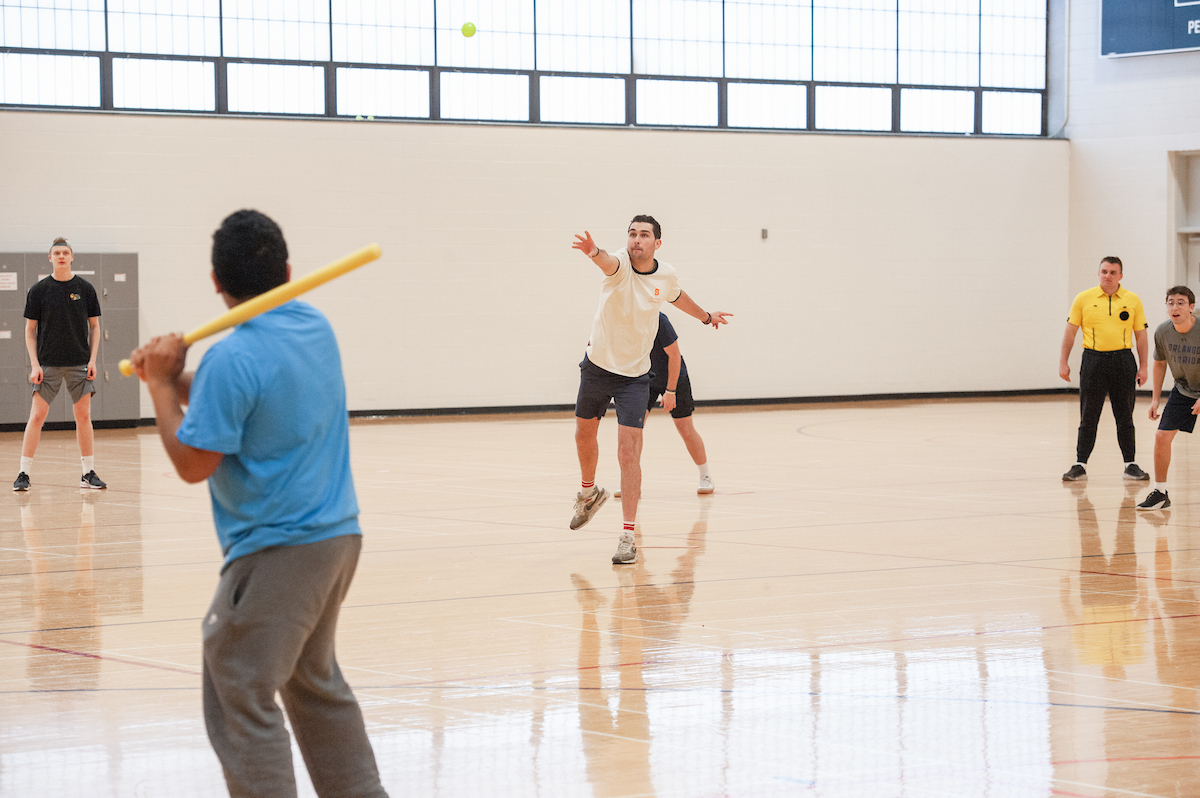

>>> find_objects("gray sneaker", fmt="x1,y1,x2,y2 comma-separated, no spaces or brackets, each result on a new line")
13,472,30,491
1062,464,1087,482
570,487,608,530
612,534,637,564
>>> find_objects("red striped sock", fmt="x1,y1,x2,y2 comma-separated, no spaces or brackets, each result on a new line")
582,480,594,493
623,522,634,534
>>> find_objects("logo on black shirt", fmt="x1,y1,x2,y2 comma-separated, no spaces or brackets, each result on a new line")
70,293,81,301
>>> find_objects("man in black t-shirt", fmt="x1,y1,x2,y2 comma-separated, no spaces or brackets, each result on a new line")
13,237,106,491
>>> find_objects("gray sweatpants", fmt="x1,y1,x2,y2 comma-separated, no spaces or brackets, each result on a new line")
202,534,388,798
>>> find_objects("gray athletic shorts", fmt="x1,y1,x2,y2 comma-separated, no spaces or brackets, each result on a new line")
34,365,95,405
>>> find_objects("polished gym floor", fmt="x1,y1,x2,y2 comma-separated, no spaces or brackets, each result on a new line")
2,395,1198,797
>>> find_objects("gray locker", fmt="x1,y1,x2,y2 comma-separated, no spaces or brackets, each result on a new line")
0,255,29,425
1,251,140,427
96,260,140,423
100,254,138,309
0,367,30,425
0,253,25,312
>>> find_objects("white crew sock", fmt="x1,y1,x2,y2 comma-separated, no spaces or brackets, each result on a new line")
1155,482,1168,493
20,456,33,475
82,455,94,475
698,462,711,479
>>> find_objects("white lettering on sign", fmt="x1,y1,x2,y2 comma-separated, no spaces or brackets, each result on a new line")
1190,19,1200,34
0,273,16,291
114,273,126,282
0,330,11,339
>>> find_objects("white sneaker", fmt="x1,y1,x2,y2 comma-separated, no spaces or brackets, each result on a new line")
697,475,714,495
612,534,637,564
570,487,608,530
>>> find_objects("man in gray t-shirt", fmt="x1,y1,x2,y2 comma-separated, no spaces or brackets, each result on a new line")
1137,285,1200,510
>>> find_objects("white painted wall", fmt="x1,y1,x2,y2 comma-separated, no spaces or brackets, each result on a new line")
0,110,1068,415
1061,0,1200,383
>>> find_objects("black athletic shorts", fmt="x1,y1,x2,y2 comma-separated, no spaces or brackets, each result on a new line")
648,372,695,419
1159,387,1199,433
576,356,650,429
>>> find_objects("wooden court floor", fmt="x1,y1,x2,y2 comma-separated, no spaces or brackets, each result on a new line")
2,395,1199,797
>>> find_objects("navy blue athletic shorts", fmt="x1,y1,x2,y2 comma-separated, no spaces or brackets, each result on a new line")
576,356,650,429
648,372,695,419
1159,387,1199,433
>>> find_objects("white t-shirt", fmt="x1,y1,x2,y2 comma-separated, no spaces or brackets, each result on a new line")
585,248,682,377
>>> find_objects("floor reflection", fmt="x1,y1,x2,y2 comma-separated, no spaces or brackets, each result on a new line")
1150,526,1200,713
21,494,104,689
1061,483,1147,677
572,508,708,798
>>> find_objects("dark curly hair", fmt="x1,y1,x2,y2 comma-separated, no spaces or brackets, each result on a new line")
629,215,661,240
211,210,289,300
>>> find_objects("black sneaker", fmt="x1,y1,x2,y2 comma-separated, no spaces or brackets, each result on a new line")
13,472,30,491
80,470,107,489
1062,464,1087,482
1123,464,1150,481
1137,489,1170,510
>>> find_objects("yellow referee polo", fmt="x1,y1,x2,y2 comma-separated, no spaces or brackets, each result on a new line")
1067,285,1148,351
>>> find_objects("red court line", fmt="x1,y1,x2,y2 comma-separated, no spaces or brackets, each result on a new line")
0,637,200,677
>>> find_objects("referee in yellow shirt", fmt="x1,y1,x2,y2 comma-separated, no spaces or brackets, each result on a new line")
1059,256,1150,481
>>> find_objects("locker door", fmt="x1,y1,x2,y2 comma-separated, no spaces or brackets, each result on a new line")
97,308,139,421
97,255,139,422
0,254,29,423
0,368,30,425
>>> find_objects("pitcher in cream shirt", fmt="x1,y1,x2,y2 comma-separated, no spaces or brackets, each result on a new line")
568,215,731,565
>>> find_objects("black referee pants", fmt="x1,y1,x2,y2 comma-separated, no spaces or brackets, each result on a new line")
1076,348,1137,464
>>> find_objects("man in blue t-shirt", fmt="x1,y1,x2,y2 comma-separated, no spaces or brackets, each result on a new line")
130,210,388,798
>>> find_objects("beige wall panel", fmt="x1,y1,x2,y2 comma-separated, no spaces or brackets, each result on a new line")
0,111,1068,414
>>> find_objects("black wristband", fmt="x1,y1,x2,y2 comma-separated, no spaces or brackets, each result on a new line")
703,312,712,325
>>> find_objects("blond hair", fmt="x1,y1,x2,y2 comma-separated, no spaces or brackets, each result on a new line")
49,236,72,254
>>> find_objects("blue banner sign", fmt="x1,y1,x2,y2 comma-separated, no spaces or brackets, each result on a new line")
1102,0,1200,56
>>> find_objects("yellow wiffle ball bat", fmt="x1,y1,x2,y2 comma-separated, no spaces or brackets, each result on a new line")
119,243,382,377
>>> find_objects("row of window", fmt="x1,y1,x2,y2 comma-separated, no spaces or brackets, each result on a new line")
0,53,1043,134
2,0,1045,87
0,0,1046,135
